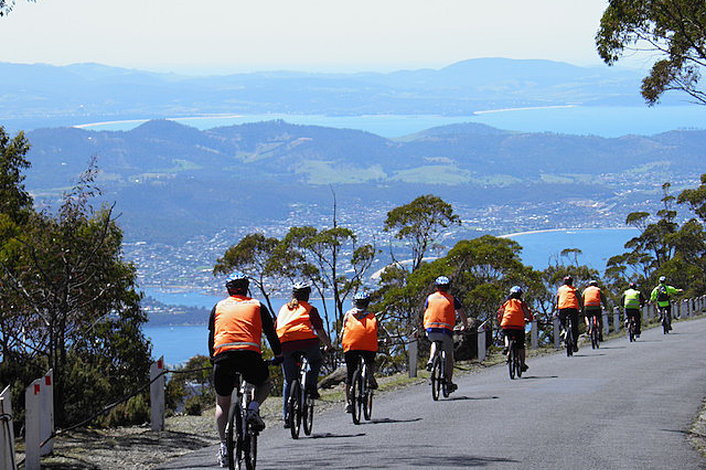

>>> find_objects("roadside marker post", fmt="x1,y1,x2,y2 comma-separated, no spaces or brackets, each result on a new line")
553,317,561,349
613,307,621,333
407,338,418,378
602,311,610,337
24,379,42,470
40,370,54,455
477,327,486,362
150,356,165,432
0,385,17,470
531,321,538,350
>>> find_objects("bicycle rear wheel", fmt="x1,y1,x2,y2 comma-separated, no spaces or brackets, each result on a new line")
351,368,363,424
243,428,257,470
225,403,238,470
430,355,441,401
287,380,302,439
565,321,574,357
363,388,373,421
662,311,669,334
302,391,314,436
591,320,600,349
507,343,516,380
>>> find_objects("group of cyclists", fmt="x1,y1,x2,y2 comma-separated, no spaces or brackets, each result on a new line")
208,271,684,467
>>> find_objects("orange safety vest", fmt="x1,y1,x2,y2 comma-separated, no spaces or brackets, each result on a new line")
557,285,579,309
342,310,378,352
423,291,456,330
583,286,601,307
276,301,318,343
498,298,529,329
213,295,262,354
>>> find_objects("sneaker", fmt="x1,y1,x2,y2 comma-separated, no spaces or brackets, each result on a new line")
425,361,433,371
446,382,458,394
216,442,227,468
345,403,353,414
521,363,529,372
368,376,379,390
246,409,266,432
502,347,509,355
283,419,290,429
573,345,579,353
306,387,321,399
560,329,567,340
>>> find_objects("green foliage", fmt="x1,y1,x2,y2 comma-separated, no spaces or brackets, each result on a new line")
99,394,150,427
596,0,706,105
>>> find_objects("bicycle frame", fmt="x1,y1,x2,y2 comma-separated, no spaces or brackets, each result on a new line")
226,373,256,470
430,340,448,400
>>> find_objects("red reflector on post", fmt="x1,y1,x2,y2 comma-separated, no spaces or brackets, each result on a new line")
157,359,163,369
34,384,40,395
45,376,52,386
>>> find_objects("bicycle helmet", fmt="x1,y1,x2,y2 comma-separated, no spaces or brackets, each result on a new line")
563,276,573,286
588,280,598,287
659,276,666,283
292,281,311,301
225,272,249,291
434,276,451,288
629,282,637,289
510,286,523,295
353,291,370,308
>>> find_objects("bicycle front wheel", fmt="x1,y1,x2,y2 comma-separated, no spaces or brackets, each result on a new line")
430,355,441,401
287,380,302,439
507,346,516,380
363,370,373,421
302,391,314,436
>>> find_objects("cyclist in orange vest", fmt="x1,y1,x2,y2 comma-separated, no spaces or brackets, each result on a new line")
276,281,332,426
496,286,534,371
555,276,582,352
423,276,468,393
340,291,380,413
582,280,604,341
209,272,282,467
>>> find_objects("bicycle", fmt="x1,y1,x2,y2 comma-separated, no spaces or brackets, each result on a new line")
563,315,575,357
589,313,600,349
625,313,637,342
506,334,523,380
286,352,315,439
429,340,450,401
658,306,671,334
349,354,374,424
225,358,278,470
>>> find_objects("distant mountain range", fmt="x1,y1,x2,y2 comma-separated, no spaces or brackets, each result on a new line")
0,58,662,131
23,119,706,243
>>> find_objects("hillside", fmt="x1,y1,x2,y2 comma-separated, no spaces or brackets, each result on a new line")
23,119,706,243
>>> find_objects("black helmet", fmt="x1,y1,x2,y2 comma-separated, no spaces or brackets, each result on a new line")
629,282,637,289
225,272,249,292
563,276,573,286
588,280,598,287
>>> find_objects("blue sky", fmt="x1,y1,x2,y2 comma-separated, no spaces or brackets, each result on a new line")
0,0,641,74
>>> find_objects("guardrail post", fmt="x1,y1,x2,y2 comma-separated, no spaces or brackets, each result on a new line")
553,317,561,349
24,379,41,470
602,311,610,336
477,328,487,362
407,338,418,378
40,369,54,455
150,356,165,432
642,305,648,325
531,321,538,349
613,307,621,333
0,385,17,470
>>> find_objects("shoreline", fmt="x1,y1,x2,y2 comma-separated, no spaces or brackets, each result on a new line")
499,226,634,238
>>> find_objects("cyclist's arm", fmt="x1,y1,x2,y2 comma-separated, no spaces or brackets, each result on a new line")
521,301,534,322
649,287,658,302
259,303,282,356
454,296,469,328
309,307,333,349
208,305,216,359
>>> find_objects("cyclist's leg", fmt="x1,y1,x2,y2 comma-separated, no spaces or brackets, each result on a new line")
213,356,239,441
596,312,604,340
502,329,511,359
426,331,453,381
362,351,377,388
343,351,358,412
570,309,580,350
558,309,569,337
281,350,299,420
303,344,323,396
426,331,437,370
665,305,673,329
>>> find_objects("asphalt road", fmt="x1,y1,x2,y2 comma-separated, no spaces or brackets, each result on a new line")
159,317,706,470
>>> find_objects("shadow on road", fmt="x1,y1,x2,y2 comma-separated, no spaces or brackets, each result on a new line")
442,395,499,402
520,375,558,380
362,417,423,425
599,346,626,350
310,432,366,439
383,454,519,467
572,353,606,357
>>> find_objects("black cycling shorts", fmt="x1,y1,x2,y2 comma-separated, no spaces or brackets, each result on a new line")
344,350,376,384
502,329,525,349
213,350,269,397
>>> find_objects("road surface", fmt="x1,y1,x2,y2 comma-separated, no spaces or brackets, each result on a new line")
159,317,706,469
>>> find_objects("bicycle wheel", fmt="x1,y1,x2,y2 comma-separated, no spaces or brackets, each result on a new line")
430,354,441,401
591,320,599,349
225,402,238,470
243,426,257,470
440,350,450,398
662,311,669,334
302,391,314,436
507,343,515,380
287,380,301,439
363,387,373,421
351,368,363,424
565,321,574,357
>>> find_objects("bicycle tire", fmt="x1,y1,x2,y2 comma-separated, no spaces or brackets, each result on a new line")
351,368,363,424
662,310,669,334
302,391,314,436
565,319,574,357
440,349,450,398
507,342,516,380
591,318,600,349
287,380,301,439
225,401,238,470
243,426,257,470
514,342,523,378
430,354,441,401
364,387,373,421
627,320,634,342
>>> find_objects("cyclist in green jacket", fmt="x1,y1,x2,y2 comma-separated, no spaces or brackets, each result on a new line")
621,282,645,337
649,276,683,331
